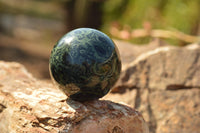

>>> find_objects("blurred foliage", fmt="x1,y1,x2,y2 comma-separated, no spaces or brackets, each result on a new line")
0,0,65,20
102,0,200,44
0,0,199,45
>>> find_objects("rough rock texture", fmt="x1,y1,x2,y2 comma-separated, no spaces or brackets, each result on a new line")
149,88,200,133
104,43,200,133
0,61,149,133
116,43,200,90
115,39,168,71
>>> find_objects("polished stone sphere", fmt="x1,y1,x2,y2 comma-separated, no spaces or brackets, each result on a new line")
49,28,121,101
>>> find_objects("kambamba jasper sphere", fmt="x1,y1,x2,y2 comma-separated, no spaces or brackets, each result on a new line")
49,28,121,101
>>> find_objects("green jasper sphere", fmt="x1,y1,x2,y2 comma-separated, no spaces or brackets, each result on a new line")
49,28,121,101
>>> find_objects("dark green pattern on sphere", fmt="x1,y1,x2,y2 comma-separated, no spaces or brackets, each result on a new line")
49,28,121,101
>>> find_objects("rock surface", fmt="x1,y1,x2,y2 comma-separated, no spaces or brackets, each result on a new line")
114,39,168,71
104,43,200,133
115,43,200,90
0,61,149,133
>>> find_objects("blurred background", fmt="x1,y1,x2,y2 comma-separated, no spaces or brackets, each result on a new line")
0,0,199,79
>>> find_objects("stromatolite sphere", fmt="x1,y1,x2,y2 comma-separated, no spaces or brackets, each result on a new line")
49,28,121,101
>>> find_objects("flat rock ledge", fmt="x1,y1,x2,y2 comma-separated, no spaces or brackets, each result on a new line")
0,61,149,133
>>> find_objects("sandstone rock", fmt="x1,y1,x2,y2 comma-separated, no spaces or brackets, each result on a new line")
104,43,200,133
150,88,200,133
115,43,200,90
104,87,200,133
0,61,149,133
114,39,168,71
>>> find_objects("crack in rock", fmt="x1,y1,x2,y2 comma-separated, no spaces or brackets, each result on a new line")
0,103,6,113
